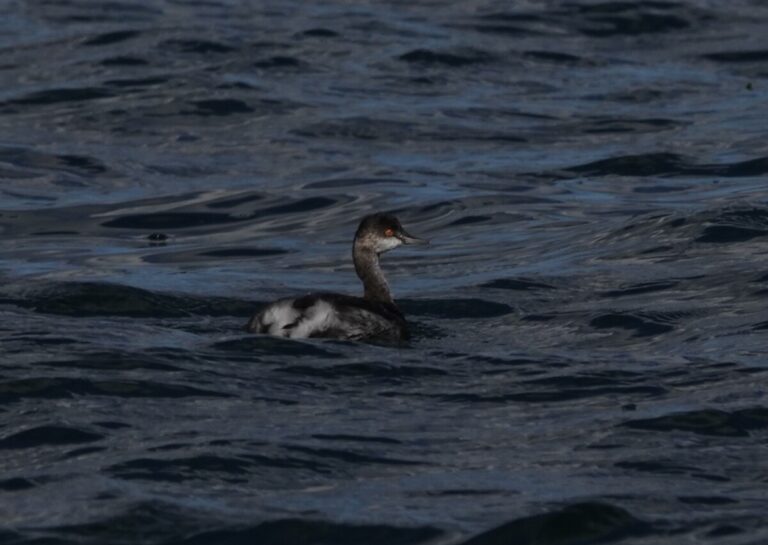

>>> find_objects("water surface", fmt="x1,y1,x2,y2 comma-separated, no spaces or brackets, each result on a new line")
2,1,768,543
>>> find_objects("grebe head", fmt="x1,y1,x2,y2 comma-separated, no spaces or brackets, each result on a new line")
355,213,428,254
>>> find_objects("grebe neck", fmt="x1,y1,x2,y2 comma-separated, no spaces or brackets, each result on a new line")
353,243,393,305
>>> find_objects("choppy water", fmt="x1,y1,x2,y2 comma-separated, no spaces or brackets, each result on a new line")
2,1,768,543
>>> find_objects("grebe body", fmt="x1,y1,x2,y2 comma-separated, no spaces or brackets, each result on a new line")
246,214,427,342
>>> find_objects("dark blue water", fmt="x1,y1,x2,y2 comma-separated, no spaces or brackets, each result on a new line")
2,1,768,543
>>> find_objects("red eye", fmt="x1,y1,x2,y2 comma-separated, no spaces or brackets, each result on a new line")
384,228,394,237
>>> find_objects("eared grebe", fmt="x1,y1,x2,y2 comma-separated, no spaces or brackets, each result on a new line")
246,213,428,342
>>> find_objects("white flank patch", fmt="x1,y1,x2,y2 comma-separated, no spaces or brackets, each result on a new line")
287,300,337,338
254,297,400,340
258,300,299,336
256,298,339,338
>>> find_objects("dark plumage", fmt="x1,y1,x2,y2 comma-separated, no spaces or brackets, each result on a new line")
246,213,427,342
